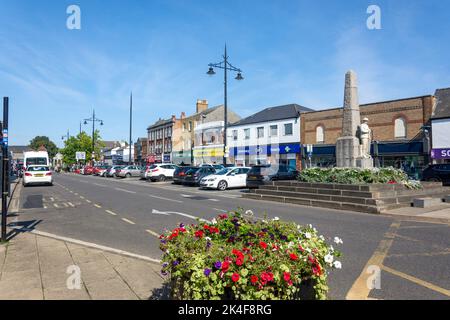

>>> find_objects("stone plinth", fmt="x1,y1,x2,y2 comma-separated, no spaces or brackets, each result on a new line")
356,157,374,169
336,136,360,167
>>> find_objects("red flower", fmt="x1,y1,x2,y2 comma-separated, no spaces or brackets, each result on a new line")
298,245,305,252
283,272,291,282
250,275,259,284
222,261,230,271
259,241,268,250
235,257,244,266
219,214,228,220
194,230,204,238
210,227,219,234
203,224,210,230
261,272,274,283
289,253,299,261
231,273,240,282
312,263,322,276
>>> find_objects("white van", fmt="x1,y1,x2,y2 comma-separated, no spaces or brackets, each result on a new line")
23,151,50,169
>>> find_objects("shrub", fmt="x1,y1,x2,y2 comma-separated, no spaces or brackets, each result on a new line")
298,167,422,189
159,209,342,300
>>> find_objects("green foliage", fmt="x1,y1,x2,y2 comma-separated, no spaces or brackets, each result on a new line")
60,131,105,165
298,167,422,189
160,209,343,300
28,136,58,159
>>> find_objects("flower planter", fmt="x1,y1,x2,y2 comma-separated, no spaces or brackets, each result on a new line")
159,210,342,300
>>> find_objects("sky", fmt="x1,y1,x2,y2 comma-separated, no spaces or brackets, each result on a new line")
1,0,449,147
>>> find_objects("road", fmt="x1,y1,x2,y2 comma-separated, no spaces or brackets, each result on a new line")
14,173,450,300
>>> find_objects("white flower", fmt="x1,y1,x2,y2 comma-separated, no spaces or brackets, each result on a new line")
330,245,335,253
324,254,334,265
333,261,342,269
211,218,217,225
262,220,268,224
205,237,212,241
273,217,280,221
304,232,312,239
287,242,294,249
313,228,317,233
308,224,313,229
306,248,312,253
319,235,325,241
245,210,254,216
334,237,343,245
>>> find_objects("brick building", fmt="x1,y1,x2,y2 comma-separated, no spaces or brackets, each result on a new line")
301,95,435,178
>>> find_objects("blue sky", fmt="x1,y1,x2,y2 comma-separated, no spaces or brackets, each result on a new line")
1,0,449,147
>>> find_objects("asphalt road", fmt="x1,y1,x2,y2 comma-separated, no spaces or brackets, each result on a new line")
14,173,450,300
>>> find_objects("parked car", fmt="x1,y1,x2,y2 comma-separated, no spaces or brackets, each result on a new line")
246,164,299,188
422,164,450,186
200,164,226,172
23,165,53,187
116,165,143,178
106,165,124,178
200,167,251,191
93,165,110,176
182,166,216,186
173,166,196,184
147,164,179,182
82,166,95,175
140,165,152,180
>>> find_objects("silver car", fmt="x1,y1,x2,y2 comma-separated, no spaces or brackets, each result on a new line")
117,165,143,178
106,165,124,178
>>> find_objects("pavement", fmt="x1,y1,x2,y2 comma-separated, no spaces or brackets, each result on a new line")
385,203,450,223
2,172,449,300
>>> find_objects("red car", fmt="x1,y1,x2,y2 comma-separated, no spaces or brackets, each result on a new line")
83,166,94,175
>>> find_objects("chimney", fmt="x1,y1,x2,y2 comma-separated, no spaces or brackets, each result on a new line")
196,99,208,113
181,112,186,119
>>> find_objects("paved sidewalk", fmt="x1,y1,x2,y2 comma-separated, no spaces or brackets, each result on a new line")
384,203,450,223
0,232,165,300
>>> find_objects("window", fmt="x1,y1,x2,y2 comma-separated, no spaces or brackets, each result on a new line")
183,123,186,132
284,123,293,136
257,127,264,139
270,125,278,137
232,130,238,141
316,126,325,143
189,122,193,132
244,129,250,140
395,117,407,139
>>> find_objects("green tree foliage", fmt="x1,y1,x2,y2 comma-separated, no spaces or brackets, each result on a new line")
29,136,58,159
60,131,105,165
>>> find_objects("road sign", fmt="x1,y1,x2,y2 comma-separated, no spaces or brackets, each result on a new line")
76,152,86,161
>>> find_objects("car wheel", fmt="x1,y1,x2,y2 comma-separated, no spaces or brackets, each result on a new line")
126,173,131,178
217,180,228,191
159,175,166,182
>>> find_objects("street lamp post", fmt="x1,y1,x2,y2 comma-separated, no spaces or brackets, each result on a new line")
207,45,244,165
61,130,70,142
83,109,104,165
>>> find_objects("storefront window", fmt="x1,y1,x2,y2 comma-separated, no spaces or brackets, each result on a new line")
284,123,293,136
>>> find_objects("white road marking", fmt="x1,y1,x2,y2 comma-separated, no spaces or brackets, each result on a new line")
74,193,79,196
146,229,160,238
208,199,219,202
115,188,136,194
181,194,194,198
93,183,107,187
121,218,136,225
213,208,228,213
152,209,210,223
80,195,85,199
53,203,59,208
8,229,161,263
94,204,102,208
148,194,183,203
106,210,118,216
68,202,75,207
86,200,92,203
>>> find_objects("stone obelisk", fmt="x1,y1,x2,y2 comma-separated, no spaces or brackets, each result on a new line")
336,70,361,168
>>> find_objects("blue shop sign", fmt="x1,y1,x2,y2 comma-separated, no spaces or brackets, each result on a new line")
231,143,301,157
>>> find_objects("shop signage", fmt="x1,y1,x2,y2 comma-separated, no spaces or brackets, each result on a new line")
193,147,224,158
431,148,450,160
230,143,301,157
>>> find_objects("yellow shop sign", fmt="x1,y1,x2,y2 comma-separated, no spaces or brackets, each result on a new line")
193,147,224,158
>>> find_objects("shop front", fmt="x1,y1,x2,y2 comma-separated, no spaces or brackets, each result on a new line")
306,141,426,179
172,150,193,165
229,143,302,169
193,146,224,165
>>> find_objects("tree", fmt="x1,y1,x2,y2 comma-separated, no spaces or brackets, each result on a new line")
60,131,105,165
29,136,58,159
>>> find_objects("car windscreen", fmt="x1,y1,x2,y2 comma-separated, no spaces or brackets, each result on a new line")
215,168,231,175
26,158,47,166
27,166,49,172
